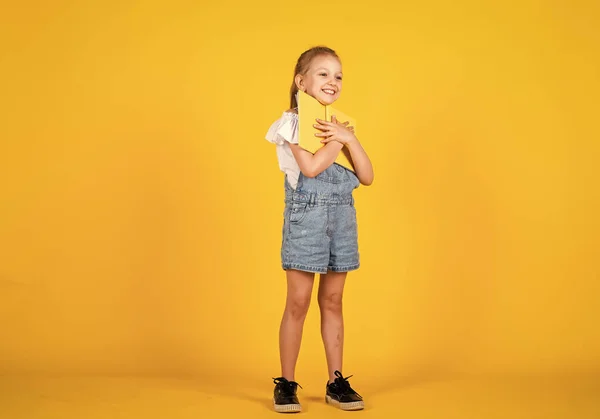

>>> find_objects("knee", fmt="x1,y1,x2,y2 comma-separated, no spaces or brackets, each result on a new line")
286,293,311,320
318,292,343,313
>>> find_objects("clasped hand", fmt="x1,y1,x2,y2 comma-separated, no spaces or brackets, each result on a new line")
313,115,357,146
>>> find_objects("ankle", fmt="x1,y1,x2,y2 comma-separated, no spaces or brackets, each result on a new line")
279,372,296,381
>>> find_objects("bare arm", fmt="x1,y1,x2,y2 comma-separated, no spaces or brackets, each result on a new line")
345,138,374,186
288,141,344,178
314,117,374,186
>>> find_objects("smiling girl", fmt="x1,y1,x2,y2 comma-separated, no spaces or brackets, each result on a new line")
265,46,374,413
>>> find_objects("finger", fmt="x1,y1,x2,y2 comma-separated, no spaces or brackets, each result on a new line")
342,121,350,126
314,132,332,137
320,136,337,143
332,115,338,124
316,118,335,126
314,124,335,134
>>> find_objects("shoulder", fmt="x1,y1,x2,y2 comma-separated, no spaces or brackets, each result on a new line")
268,110,297,129
269,110,298,129
265,110,299,145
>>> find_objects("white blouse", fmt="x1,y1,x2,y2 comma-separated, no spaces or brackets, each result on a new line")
265,111,301,189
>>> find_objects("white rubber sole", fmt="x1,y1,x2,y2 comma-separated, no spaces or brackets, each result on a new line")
326,394,365,411
273,399,302,413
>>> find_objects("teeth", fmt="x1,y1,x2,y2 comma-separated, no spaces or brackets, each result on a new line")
323,89,335,95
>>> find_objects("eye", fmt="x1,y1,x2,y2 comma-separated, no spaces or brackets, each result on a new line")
319,73,327,76
336,76,343,80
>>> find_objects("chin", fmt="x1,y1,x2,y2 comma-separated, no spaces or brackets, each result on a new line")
316,94,337,106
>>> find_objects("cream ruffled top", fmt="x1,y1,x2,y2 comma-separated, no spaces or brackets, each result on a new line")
265,111,301,189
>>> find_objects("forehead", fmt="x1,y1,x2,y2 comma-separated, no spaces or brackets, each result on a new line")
309,54,342,72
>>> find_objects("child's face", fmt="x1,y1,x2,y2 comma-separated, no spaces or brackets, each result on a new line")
296,54,343,106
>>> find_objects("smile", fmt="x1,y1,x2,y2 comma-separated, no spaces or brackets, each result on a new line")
322,89,336,95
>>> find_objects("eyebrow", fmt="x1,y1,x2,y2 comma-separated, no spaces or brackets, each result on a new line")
315,67,343,75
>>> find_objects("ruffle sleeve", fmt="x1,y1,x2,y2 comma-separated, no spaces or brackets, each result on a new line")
265,112,299,145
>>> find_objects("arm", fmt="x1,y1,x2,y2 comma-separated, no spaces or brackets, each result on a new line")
314,117,374,186
288,141,344,178
345,138,374,186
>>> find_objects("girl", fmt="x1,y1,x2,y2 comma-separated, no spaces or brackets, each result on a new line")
265,46,374,413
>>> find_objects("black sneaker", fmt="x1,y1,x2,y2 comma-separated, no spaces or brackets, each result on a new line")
325,370,364,411
273,377,302,413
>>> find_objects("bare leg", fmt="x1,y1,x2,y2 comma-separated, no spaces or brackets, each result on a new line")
318,271,347,383
279,269,315,381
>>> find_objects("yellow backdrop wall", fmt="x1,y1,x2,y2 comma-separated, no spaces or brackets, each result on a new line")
1,0,598,382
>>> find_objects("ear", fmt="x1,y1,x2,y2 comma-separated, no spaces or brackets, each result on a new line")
294,74,305,91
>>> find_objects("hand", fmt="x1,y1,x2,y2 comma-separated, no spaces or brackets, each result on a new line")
313,115,357,146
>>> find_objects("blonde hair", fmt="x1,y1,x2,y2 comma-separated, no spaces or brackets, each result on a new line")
289,46,340,109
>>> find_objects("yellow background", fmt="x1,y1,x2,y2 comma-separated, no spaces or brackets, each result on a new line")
1,0,599,395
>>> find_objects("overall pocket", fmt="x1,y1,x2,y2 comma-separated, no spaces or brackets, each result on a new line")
289,202,309,223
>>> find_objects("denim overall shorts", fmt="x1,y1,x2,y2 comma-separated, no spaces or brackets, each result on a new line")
282,163,360,274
